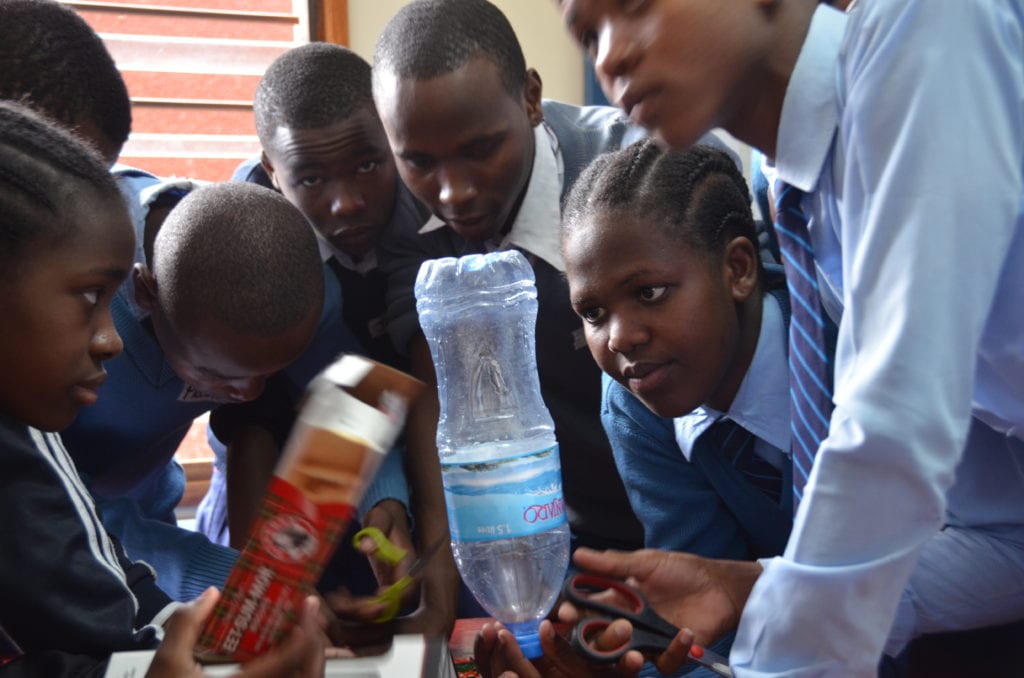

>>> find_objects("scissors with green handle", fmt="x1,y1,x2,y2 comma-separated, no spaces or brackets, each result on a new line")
352,527,446,623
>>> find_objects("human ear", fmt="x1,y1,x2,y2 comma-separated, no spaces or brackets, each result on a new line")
132,264,159,312
260,150,280,191
524,68,544,126
723,236,759,302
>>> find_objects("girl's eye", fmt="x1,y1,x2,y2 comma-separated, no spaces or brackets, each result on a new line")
357,160,378,174
298,176,322,188
579,307,606,324
82,289,100,306
639,285,668,302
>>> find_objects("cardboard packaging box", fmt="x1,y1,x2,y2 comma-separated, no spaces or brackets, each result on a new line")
196,354,423,662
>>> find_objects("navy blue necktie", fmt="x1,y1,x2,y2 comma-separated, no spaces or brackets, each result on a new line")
774,183,835,508
701,418,783,503
691,418,790,557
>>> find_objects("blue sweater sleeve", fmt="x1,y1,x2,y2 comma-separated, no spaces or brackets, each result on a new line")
600,374,753,560
357,443,410,519
100,456,410,605
98,498,238,602
600,377,746,678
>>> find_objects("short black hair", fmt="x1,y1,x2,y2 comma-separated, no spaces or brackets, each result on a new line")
0,0,131,155
373,0,526,97
153,183,324,337
254,42,375,144
563,140,758,265
0,100,121,279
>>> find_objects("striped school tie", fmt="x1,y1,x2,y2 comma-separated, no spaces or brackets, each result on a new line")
774,183,835,508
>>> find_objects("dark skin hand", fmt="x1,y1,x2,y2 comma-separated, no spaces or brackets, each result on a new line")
385,335,461,631
473,546,746,678
555,548,761,675
324,498,417,624
148,588,337,678
473,619,697,678
325,336,458,646
226,425,279,550
224,425,422,635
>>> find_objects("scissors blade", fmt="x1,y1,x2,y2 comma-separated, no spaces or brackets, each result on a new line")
367,538,448,624
625,626,733,676
404,536,447,579
689,643,732,677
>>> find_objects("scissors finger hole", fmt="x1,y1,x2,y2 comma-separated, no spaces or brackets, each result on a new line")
567,573,644,615
573,618,630,662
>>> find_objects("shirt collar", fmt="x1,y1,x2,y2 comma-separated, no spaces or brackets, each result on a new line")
775,4,848,192
318,237,378,274
318,180,430,274
720,291,791,453
418,123,567,272
674,292,791,460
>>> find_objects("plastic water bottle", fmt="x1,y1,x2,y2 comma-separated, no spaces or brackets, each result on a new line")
415,251,570,658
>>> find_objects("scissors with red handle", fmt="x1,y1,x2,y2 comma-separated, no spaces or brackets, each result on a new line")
564,572,733,677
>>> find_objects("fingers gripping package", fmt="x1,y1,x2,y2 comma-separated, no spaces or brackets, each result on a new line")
196,354,423,662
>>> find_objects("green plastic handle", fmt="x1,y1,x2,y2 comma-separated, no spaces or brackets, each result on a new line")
369,575,413,623
352,526,408,566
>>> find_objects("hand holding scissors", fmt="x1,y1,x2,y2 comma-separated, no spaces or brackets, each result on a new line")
563,573,733,677
351,527,446,623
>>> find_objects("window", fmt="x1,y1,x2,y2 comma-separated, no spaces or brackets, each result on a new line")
68,0,322,180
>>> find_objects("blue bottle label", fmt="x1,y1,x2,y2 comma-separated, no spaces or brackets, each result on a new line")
441,444,567,542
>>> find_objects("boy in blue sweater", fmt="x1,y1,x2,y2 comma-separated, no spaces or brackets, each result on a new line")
62,180,326,599
214,43,432,634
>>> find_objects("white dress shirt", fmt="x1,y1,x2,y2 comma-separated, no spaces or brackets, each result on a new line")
418,123,566,271
318,238,378,274
732,2,1024,675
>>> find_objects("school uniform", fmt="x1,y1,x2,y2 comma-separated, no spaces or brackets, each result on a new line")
602,279,792,677
199,163,428,556
605,278,792,558
380,100,705,550
0,412,171,674
732,3,1024,675
62,166,406,601
57,167,240,601
64,167,203,524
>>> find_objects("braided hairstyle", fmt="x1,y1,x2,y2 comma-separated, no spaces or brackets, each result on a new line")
0,100,121,280
0,0,131,160
563,140,759,270
373,0,526,98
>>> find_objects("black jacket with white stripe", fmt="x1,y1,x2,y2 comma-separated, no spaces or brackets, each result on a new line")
0,413,171,675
